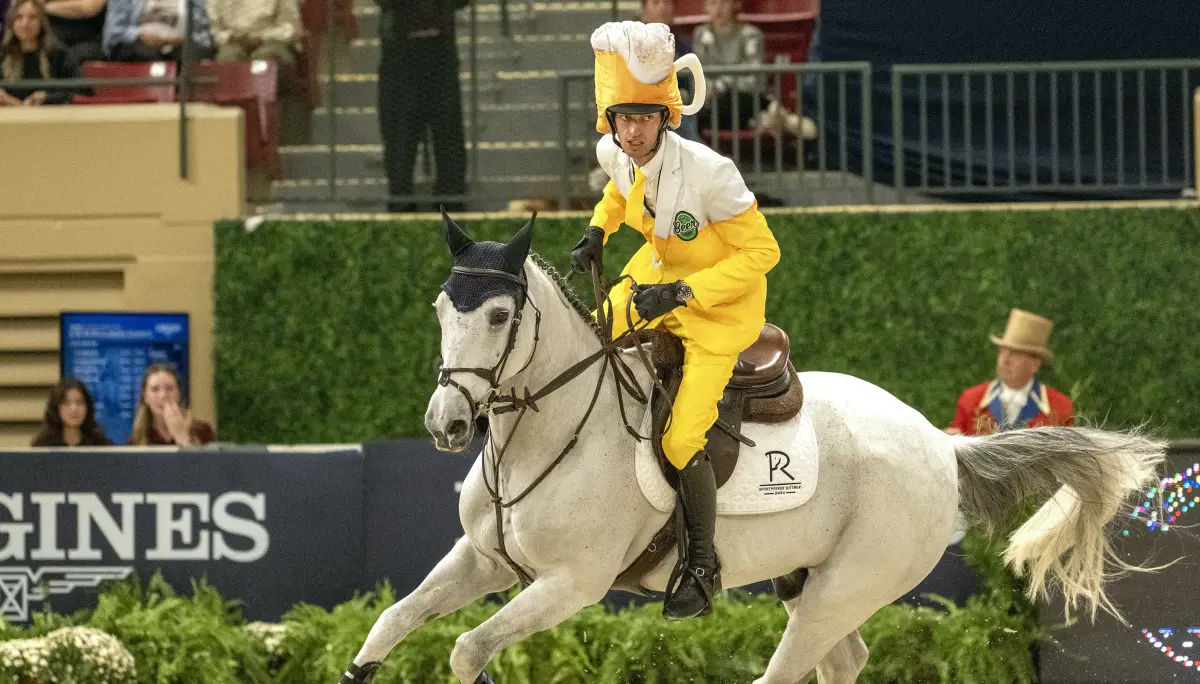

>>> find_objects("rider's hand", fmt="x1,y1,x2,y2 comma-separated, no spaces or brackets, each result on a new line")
570,226,605,275
632,281,687,321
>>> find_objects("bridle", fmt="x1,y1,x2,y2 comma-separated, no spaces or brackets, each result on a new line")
433,261,671,587
435,264,541,417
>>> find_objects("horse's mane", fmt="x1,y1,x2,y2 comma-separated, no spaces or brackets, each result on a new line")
528,252,605,341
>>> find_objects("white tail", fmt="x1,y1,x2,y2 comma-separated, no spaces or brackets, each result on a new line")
954,425,1166,623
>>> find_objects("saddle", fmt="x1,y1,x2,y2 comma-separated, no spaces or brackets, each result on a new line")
624,323,805,490
610,323,808,598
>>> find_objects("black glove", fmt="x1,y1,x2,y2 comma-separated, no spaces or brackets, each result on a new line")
570,226,606,275
632,281,688,321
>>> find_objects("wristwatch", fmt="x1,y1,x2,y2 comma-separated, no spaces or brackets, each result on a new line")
675,281,694,305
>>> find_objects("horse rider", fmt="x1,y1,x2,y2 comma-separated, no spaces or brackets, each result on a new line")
570,20,781,620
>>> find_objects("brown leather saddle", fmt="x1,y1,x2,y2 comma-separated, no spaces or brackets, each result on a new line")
610,323,810,600
639,323,804,489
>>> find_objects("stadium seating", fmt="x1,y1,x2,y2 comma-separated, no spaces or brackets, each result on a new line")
72,61,178,104
190,60,282,177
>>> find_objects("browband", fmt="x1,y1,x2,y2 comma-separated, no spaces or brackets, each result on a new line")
452,265,527,287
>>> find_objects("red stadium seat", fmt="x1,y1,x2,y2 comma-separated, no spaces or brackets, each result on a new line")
296,30,322,107
299,0,357,40
189,60,281,176
73,61,177,104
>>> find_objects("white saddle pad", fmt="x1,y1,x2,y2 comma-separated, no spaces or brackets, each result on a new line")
635,403,819,515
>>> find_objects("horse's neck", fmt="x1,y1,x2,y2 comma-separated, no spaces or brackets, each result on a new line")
486,263,637,482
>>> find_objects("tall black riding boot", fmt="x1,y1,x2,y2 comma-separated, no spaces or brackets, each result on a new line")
662,451,721,620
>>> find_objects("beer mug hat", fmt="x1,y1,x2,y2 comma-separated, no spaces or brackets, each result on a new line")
591,21,706,134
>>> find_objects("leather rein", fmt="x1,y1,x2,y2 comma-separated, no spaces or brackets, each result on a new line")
436,262,673,587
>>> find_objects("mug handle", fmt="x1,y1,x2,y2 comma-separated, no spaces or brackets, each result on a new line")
673,53,706,115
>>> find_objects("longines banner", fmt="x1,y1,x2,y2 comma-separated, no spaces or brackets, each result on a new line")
0,438,979,622
0,447,365,622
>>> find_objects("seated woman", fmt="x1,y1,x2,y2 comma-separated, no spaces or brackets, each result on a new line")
31,378,115,447
128,363,216,446
0,0,81,106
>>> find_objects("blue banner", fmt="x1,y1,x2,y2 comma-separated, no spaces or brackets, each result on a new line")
59,312,190,446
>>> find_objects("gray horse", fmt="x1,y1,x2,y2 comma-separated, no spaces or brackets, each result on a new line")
340,214,1164,684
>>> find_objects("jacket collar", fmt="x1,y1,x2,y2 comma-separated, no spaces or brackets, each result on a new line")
979,377,1050,427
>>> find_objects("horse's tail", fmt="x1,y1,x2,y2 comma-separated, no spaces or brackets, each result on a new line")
952,425,1166,623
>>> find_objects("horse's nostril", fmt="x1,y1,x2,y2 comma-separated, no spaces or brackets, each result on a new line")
447,420,469,438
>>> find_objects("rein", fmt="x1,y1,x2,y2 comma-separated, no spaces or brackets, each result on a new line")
438,262,668,587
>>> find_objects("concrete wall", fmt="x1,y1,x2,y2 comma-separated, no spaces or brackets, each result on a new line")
0,104,243,447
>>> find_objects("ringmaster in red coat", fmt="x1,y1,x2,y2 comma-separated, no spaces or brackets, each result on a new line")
946,308,1074,436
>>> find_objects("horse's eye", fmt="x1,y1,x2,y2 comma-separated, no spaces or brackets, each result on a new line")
491,310,510,326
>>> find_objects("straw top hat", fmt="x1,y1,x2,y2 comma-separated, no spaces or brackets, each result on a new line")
591,21,706,134
990,308,1055,361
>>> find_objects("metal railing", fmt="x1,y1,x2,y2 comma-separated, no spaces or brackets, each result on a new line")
556,60,875,210
891,59,1200,201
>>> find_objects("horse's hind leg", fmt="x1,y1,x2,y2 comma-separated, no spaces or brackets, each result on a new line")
753,568,887,684
340,536,515,681
814,630,868,684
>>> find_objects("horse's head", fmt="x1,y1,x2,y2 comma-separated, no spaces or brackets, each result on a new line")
425,208,537,452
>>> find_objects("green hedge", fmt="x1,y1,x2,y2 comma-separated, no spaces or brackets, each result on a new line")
215,206,1200,444
1,553,1040,684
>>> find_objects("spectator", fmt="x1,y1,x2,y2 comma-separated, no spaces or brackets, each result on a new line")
0,0,80,105
102,0,214,62
641,0,699,142
691,0,812,138
945,308,1074,436
31,378,115,447
129,362,216,446
206,0,299,81
43,0,106,63
377,0,465,213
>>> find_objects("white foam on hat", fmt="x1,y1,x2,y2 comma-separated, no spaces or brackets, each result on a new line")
590,21,675,85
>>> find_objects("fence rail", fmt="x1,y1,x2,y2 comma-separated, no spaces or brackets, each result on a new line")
891,58,1200,202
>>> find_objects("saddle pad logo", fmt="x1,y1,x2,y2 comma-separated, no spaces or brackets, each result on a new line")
672,212,699,241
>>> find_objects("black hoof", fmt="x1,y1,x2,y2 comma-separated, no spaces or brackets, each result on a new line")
339,661,381,684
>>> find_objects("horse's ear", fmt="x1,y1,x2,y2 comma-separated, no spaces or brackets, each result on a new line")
503,210,536,267
442,205,473,256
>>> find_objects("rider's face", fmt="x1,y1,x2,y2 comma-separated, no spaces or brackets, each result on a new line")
614,112,664,164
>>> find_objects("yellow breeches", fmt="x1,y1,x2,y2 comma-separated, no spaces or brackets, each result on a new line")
658,315,739,470
596,284,741,469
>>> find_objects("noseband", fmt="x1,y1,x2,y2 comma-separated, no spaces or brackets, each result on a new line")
436,265,542,416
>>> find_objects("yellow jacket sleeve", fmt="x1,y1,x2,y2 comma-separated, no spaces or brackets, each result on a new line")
682,160,780,308
684,204,780,308
588,179,627,242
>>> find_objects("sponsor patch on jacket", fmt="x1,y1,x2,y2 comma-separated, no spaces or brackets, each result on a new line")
672,211,699,241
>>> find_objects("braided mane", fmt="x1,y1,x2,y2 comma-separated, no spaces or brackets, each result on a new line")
528,252,605,341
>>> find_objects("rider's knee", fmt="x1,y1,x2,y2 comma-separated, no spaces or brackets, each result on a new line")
663,432,701,470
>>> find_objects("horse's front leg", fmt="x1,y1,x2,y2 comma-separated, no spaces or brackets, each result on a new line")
449,569,611,683
338,536,516,683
